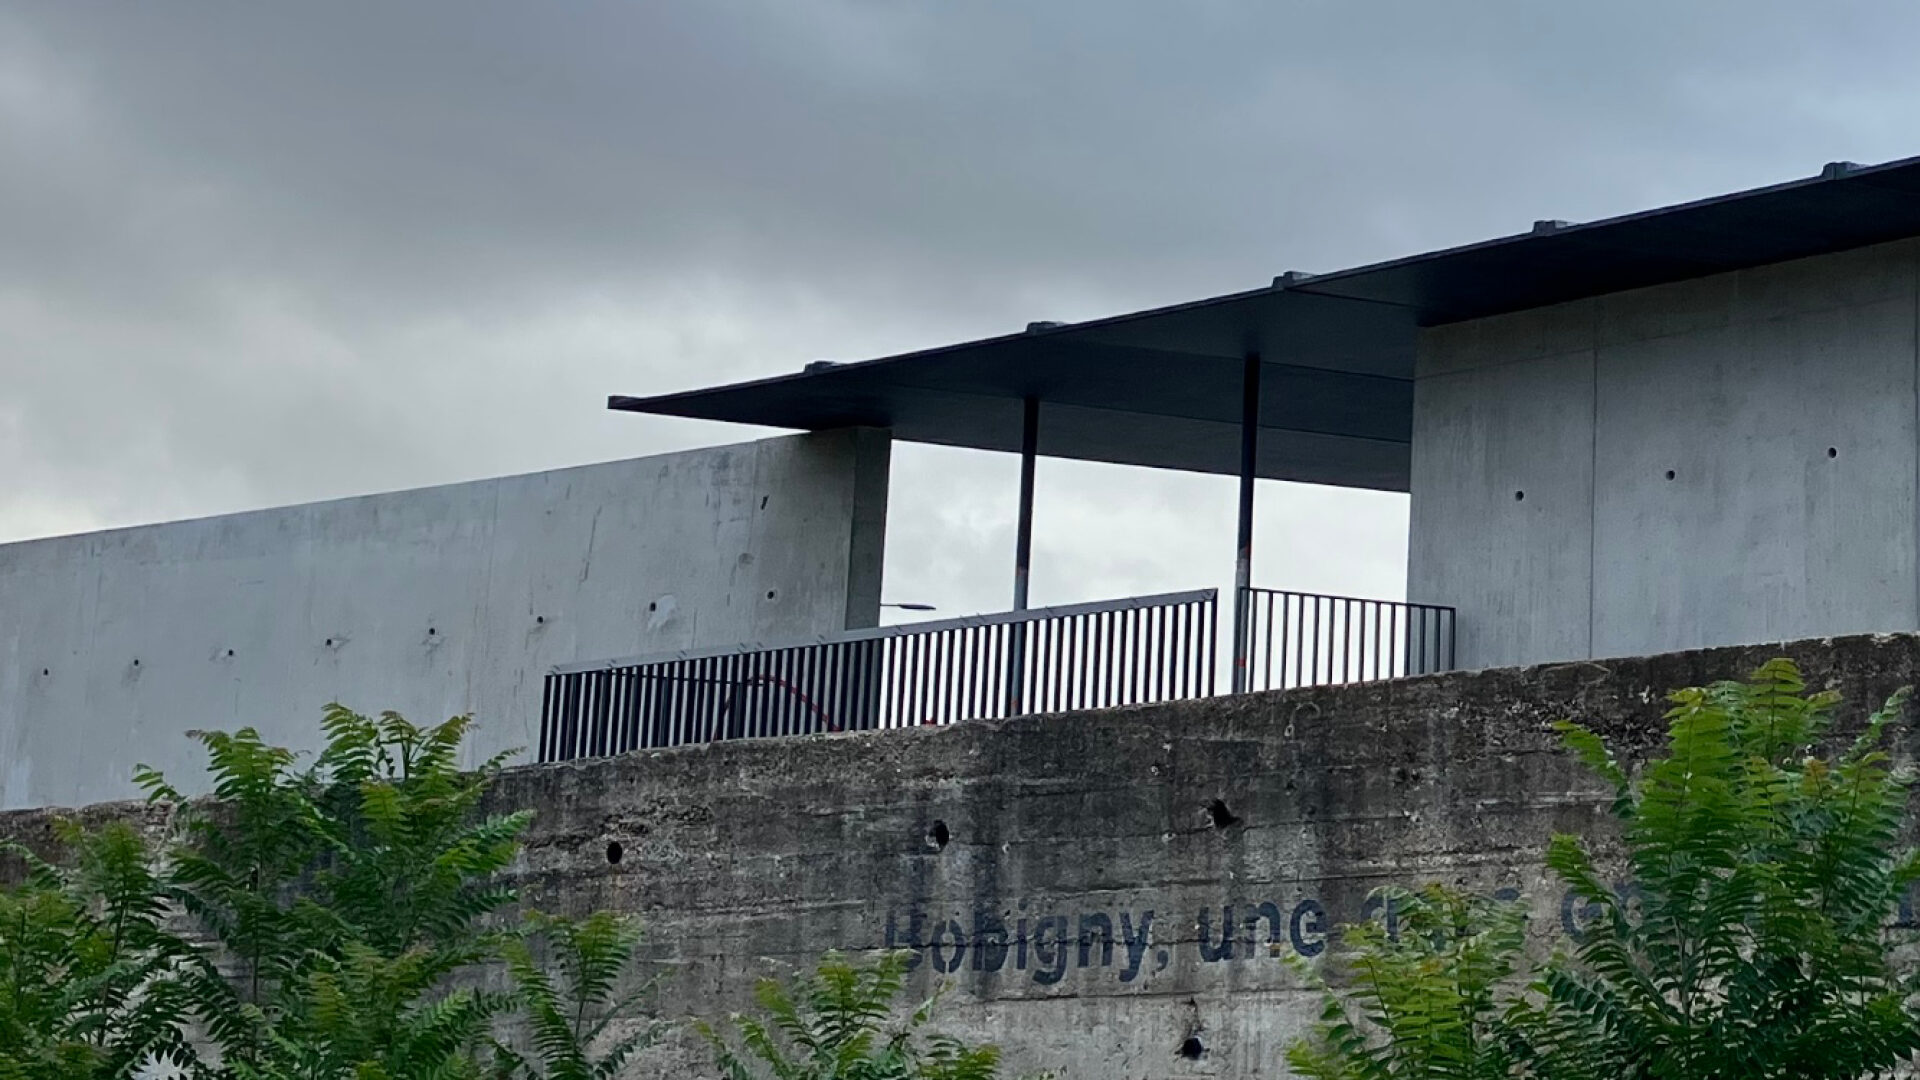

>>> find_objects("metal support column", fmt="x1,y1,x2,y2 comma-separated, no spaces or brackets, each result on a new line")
1232,354,1260,694
1008,397,1039,714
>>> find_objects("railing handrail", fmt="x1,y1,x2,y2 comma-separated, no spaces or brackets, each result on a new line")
1242,585,1456,614
551,587,1219,676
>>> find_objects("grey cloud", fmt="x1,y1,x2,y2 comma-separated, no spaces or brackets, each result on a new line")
4,0,1920,617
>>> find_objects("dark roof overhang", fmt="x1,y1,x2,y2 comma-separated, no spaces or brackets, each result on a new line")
612,156,1920,492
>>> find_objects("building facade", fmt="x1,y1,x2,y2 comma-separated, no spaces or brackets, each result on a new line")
0,428,889,809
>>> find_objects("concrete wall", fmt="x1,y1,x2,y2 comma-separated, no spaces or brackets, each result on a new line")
1409,239,1920,669
9,634,1916,1079
0,428,891,810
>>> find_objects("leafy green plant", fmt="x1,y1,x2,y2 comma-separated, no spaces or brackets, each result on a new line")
489,911,661,1080
0,705,662,1080
1285,884,1530,1080
1289,659,1920,1080
700,950,1005,1080
137,707,533,1078
0,820,199,1079
1531,658,1920,1078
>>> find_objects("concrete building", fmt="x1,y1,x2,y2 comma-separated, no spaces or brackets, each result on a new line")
624,155,1920,678
12,154,1920,804
0,429,889,809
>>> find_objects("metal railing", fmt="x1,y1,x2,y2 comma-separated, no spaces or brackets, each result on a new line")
540,589,1218,762
1240,587,1455,692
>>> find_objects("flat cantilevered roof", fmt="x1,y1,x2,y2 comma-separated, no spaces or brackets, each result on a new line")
612,154,1920,492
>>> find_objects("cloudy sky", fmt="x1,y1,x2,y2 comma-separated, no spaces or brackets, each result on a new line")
5,1,1920,619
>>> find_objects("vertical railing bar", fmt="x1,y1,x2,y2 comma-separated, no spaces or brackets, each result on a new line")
923,632,938,726
912,630,924,726
1167,595,1182,699
1203,594,1218,696
645,667,662,749
578,672,593,759
656,665,672,749
593,670,611,757
684,658,703,744
799,645,815,735
1147,603,1162,701
950,628,964,724
776,648,790,738
1121,607,1136,707
538,675,555,763
601,671,616,756
1109,609,1123,706
882,636,898,729
658,665,671,749
624,668,639,753
1263,590,1277,691
1098,611,1113,703
624,668,641,753
612,670,627,755
564,673,581,760
614,664,629,749
1051,616,1066,713
925,633,940,726
610,670,623,752
1157,602,1172,701
924,629,938,725
698,653,714,745
786,647,800,738
965,624,980,721
1036,614,1052,714
1008,619,1019,716
1400,606,1409,679
1054,614,1068,713
906,630,921,722
1368,601,1379,682
940,629,955,725
1061,614,1077,712
823,641,840,735
1039,614,1054,714
580,672,597,758
1075,614,1090,711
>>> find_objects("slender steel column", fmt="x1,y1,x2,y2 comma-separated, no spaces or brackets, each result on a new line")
1008,397,1039,713
1232,354,1260,694
1014,396,1039,611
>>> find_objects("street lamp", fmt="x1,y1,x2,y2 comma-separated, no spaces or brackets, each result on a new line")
881,602,936,612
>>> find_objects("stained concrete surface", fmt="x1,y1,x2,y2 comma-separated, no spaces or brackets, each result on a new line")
1410,239,1920,670
0,427,890,810
9,634,1917,1077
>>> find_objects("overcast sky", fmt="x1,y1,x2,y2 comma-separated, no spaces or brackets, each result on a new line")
6,2,1920,620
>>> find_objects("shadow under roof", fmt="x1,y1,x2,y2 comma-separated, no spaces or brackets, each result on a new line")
612,155,1920,493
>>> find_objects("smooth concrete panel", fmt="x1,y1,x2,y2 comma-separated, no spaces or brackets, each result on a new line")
1408,348,1595,669
1419,298,1597,377
0,428,890,809
1591,296,1918,658
1411,240,1920,670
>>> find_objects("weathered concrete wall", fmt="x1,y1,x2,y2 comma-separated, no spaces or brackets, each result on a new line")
1409,239,1920,669
485,633,1920,1079
8,634,1917,1078
0,428,890,810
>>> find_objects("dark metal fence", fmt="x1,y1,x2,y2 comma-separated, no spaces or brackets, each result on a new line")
1240,587,1455,692
540,589,1218,762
